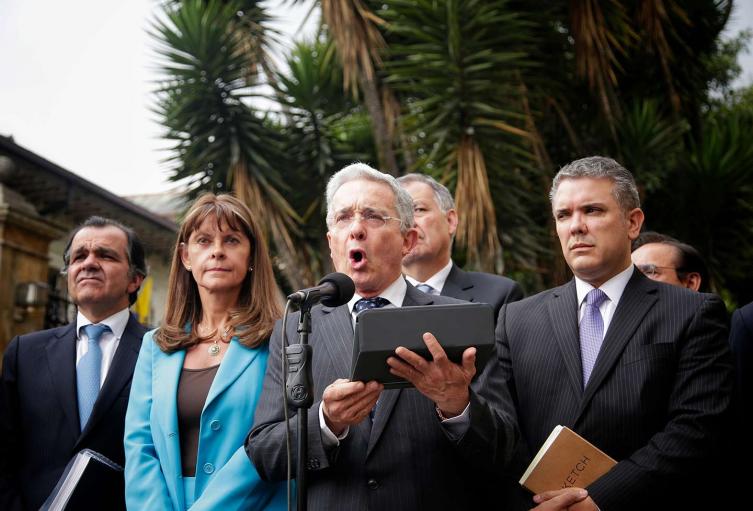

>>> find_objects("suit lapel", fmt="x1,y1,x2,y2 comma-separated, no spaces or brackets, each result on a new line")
547,281,584,400
155,346,185,476
575,271,658,422
203,339,261,412
45,323,79,437
366,284,434,457
441,265,474,301
319,304,357,376
78,315,145,443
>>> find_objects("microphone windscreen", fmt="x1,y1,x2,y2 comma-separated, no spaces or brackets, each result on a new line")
318,272,355,307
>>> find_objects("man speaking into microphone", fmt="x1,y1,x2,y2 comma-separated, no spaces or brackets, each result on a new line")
246,163,518,510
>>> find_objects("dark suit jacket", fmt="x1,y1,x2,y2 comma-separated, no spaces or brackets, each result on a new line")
494,269,734,511
247,283,518,511
730,301,753,409
0,314,147,511
441,264,523,320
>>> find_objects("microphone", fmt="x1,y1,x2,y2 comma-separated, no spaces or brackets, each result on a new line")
287,272,355,308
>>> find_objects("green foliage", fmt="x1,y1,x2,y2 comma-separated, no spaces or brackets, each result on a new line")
153,0,285,196
274,36,379,280
645,109,753,305
149,0,753,303
614,100,688,194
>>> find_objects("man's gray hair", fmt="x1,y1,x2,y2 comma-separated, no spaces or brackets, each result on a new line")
326,163,415,233
549,156,640,212
397,173,455,213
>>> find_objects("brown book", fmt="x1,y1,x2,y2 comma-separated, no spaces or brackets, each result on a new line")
519,425,617,494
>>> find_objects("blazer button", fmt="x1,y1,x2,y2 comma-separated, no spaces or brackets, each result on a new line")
210,419,221,431
367,478,379,490
203,463,214,474
307,458,320,470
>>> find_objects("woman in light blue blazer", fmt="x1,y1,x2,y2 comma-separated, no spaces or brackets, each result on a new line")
124,194,287,510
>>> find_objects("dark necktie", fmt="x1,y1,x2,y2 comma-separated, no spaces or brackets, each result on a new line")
580,288,608,387
77,324,111,430
353,296,391,314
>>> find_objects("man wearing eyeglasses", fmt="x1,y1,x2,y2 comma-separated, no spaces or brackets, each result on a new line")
398,173,523,321
631,231,709,292
248,163,518,510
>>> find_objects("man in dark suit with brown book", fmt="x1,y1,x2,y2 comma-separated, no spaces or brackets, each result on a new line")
398,173,523,318
0,217,148,510
490,156,734,510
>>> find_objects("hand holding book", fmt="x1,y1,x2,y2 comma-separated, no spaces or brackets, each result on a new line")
519,425,616,495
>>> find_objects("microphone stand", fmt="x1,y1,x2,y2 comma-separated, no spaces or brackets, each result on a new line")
285,301,314,511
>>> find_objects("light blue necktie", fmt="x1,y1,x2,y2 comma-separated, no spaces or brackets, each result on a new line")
416,283,436,295
580,288,608,387
77,324,110,430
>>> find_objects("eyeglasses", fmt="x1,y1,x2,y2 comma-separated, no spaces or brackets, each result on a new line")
332,210,402,230
636,263,678,278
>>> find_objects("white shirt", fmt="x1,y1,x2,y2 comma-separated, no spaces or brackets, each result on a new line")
575,264,634,339
346,275,407,324
75,308,130,387
404,259,453,295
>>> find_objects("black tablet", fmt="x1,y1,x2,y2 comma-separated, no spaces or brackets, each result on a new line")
350,302,495,389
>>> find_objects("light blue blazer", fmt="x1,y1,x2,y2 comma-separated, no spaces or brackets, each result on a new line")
124,330,287,510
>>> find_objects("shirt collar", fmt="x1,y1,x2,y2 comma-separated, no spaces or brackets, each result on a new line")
404,259,453,293
575,264,634,307
76,308,131,339
347,275,407,312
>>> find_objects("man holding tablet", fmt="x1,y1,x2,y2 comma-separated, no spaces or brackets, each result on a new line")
247,163,519,510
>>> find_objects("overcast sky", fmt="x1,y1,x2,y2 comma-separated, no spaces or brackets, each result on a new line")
0,1,751,197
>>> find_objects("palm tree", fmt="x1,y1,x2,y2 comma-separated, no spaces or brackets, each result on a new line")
376,0,545,273
275,37,377,282
152,0,306,288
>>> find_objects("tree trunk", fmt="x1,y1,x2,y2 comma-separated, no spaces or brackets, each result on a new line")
359,75,399,175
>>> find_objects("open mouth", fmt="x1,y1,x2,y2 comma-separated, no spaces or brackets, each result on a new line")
349,248,366,265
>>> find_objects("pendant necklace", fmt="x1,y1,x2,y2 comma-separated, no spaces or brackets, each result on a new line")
208,325,230,356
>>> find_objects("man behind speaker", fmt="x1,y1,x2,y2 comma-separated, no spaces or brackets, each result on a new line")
247,163,519,510
398,173,523,318
0,216,147,510
631,231,709,292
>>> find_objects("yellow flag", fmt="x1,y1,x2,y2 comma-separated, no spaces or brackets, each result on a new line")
132,276,153,325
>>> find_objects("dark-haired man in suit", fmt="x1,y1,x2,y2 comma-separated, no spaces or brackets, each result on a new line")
0,217,148,510
248,163,518,510
494,156,734,510
631,231,710,292
398,173,523,319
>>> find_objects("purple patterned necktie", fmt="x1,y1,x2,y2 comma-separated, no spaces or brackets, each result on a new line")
580,288,608,387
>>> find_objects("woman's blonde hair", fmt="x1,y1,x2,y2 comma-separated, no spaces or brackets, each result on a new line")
155,193,281,352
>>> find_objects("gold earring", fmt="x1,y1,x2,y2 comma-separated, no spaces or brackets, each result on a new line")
186,265,192,271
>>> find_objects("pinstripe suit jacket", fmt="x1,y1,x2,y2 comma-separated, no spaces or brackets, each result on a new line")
440,264,524,321
247,283,518,511
494,269,734,510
